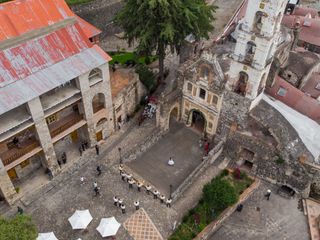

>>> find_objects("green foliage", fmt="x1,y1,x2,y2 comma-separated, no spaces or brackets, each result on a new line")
115,0,216,81
109,52,157,66
0,0,93,6
221,169,229,177
0,215,37,240
275,154,285,165
203,177,238,212
135,65,156,92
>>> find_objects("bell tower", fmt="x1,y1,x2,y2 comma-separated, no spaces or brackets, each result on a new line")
226,0,287,109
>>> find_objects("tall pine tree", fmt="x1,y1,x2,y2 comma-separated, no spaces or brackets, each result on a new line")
115,0,216,82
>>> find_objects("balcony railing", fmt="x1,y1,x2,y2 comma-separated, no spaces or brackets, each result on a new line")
49,113,83,138
0,139,40,166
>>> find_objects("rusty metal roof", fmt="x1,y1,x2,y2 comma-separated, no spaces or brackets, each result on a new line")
0,0,110,115
0,0,101,40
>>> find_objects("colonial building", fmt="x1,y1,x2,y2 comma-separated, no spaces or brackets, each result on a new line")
157,0,320,197
0,0,146,205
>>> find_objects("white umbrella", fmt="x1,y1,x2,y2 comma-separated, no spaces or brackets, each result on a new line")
37,232,58,240
68,210,93,230
96,217,121,237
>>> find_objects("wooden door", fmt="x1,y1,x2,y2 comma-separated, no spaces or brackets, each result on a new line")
7,168,17,180
96,131,103,142
70,130,78,143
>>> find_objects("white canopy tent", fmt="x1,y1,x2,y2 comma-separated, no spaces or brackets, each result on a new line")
68,210,93,230
96,217,121,237
37,232,59,240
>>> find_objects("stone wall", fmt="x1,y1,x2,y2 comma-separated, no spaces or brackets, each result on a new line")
218,91,251,132
171,140,224,201
71,0,124,38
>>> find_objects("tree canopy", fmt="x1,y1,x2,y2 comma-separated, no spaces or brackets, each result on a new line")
115,0,216,81
203,177,238,212
0,215,37,240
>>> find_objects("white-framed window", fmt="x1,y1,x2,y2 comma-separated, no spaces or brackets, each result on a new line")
277,87,287,97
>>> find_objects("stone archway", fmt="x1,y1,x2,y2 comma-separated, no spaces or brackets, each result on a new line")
92,93,105,114
187,109,206,135
168,105,180,130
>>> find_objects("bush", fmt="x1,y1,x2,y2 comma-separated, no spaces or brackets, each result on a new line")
275,154,285,164
221,169,229,177
203,177,238,212
0,215,38,240
135,65,156,92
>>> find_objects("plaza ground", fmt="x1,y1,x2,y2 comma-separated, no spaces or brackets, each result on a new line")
211,183,309,240
127,121,203,196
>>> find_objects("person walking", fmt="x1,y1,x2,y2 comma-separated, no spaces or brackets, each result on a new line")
160,194,165,204
137,182,142,192
95,145,100,155
17,206,24,215
79,147,83,156
265,189,271,200
126,173,132,182
121,171,127,181
80,176,85,185
113,196,119,207
121,204,126,214
61,152,67,164
168,157,175,166
134,200,140,210
118,198,123,207
146,184,151,195
119,164,124,175
93,181,98,189
153,189,159,199
166,198,172,208
204,141,209,156
128,178,135,189
81,142,86,152
94,186,100,196
97,166,102,176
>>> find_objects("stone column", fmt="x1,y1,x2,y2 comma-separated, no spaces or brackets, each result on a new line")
27,98,60,176
0,160,18,204
77,63,114,146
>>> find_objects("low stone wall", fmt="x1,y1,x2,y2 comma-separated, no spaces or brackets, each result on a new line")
194,178,261,240
171,140,224,201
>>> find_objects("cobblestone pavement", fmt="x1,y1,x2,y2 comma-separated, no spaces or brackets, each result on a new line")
211,182,310,240
2,116,220,240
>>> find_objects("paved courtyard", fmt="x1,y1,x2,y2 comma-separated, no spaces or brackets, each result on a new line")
211,182,310,240
127,121,203,196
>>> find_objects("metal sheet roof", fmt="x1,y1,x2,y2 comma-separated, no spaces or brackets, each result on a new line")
0,0,101,41
0,46,109,115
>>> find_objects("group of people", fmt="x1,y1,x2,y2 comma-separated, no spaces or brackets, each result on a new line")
112,196,139,214
138,96,157,126
78,140,90,156
119,165,172,208
199,138,210,156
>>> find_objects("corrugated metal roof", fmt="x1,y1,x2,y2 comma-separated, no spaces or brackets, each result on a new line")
0,23,92,87
0,47,108,115
0,0,101,40
0,0,110,115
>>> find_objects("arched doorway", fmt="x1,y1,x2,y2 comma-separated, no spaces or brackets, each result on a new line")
92,93,105,114
190,110,206,134
169,107,179,129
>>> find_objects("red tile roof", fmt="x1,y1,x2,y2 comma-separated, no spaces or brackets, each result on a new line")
292,6,319,19
266,75,320,123
282,14,320,46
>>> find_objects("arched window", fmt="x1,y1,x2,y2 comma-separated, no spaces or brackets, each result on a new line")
234,72,248,96
253,11,265,33
96,118,107,127
245,41,256,64
212,95,219,105
89,68,103,82
92,93,105,113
